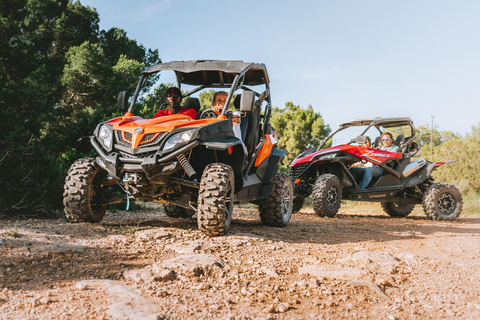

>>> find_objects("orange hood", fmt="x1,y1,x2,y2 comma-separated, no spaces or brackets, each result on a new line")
106,113,218,149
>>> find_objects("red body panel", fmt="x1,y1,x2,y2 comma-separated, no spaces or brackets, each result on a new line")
290,144,401,167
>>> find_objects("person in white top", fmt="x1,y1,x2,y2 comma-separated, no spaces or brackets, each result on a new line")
211,91,248,157
358,132,400,189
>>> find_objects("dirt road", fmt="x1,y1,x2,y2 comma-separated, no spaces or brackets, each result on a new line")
1,206,480,319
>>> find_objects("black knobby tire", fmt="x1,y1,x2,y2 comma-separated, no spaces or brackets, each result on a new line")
164,204,195,219
292,195,305,214
259,173,293,227
422,182,463,220
311,174,342,218
197,163,234,236
381,202,415,217
63,158,107,222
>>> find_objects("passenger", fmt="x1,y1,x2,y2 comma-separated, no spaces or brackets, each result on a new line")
351,137,373,169
363,136,372,149
212,91,248,157
358,132,400,189
153,87,196,119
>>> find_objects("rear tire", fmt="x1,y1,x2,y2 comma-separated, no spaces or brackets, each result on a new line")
422,182,462,220
381,202,415,217
197,163,234,236
164,204,195,219
311,174,342,218
259,173,293,227
63,158,107,222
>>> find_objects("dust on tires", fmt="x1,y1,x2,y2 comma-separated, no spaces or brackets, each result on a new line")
422,182,462,220
311,173,342,217
197,163,234,236
381,202,415,217
259,173,293,227
63,157,107,222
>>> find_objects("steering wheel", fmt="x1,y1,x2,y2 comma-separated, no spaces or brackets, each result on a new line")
200,109,218,119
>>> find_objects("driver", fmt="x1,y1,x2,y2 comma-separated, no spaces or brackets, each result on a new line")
153,87,196,119
357,132,400,189
212,91,248,157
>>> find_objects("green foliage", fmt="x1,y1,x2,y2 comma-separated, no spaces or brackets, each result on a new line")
0,0,160,217
118,223,139,235
416,125,442,146
271,102,330,170
4,221,20,238
427,125,480,194
417,123,480,214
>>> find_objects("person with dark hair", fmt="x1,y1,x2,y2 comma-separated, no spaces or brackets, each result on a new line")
212,91,228,115
153,87,196,119
358,132,400,189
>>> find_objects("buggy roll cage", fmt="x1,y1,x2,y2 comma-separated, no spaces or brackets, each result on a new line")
127,60,271,116
318,117,417,152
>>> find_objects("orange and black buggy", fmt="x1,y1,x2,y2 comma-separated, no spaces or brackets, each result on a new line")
63,60,293,236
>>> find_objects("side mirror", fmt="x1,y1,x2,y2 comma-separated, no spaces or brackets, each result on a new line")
355,135,367,145
240,91,255,112
118,91,128,112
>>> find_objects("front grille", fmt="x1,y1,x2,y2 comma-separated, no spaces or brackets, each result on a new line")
115,130,165,147
119,150,157,159
115,130,130,147
289,163,310,179
140,132,165,147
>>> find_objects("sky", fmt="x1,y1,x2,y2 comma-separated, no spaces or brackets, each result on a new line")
80,0,480,137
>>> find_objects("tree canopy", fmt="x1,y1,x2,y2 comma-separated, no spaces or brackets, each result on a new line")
0,0,160,216
271,102,330,170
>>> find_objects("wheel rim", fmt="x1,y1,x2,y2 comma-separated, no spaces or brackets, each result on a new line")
225,181,234,228
281,183,292,217
438,193,456,214
327,186,338,208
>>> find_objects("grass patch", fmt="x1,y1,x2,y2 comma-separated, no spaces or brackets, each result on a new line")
118,223,139,235
4,221,19,238
462,193,480,215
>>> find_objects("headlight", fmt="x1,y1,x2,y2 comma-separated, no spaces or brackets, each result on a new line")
98,125,112,149
163,129,195,151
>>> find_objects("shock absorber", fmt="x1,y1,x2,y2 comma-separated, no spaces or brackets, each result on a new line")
177,153,196,177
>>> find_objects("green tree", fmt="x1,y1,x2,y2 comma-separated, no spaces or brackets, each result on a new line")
0,1,160,216
271,102,330,170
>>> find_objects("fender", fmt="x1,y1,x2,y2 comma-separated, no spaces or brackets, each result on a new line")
426,160,458,177
259,148,287,185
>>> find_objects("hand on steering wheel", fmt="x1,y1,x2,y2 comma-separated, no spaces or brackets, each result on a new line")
199,109,218,119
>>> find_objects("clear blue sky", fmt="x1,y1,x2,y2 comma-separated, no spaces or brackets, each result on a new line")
80,0,480,136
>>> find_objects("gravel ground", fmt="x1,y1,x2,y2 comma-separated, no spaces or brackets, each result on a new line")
1,205,480,319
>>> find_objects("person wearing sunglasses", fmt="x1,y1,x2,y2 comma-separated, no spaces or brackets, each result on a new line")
358,132,399,189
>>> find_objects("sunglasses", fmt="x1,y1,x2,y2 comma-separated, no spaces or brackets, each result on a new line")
382,138,391,141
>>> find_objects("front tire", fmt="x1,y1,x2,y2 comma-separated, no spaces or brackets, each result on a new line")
381,202,415,217
197,163,234,236
311,174,342,217
259,173,293,227
422,182,462,220
63,158,107,222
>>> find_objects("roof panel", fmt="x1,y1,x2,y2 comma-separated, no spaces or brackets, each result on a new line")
143,60,269,86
